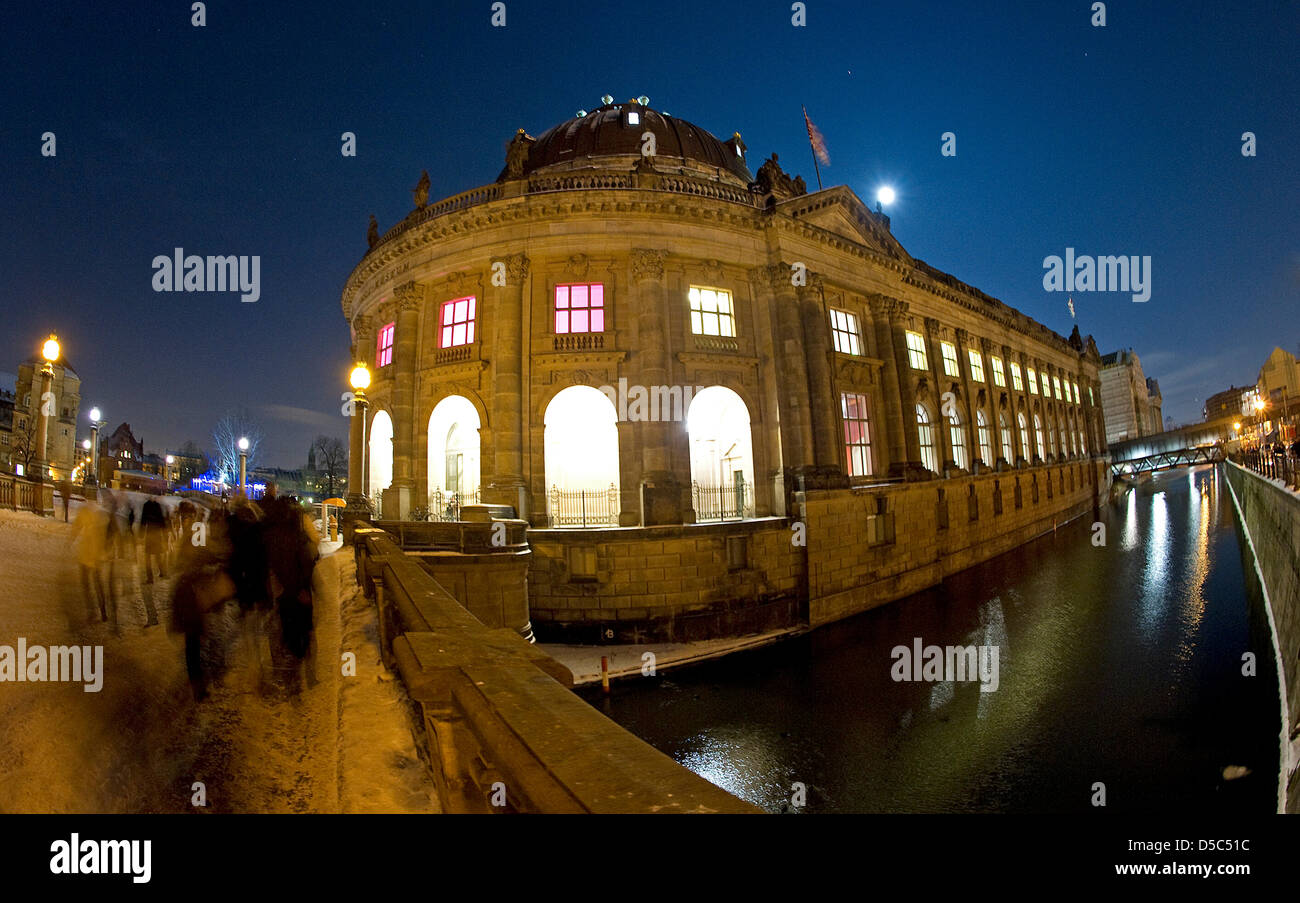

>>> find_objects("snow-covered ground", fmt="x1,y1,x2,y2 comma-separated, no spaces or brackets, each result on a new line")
0,507,437,813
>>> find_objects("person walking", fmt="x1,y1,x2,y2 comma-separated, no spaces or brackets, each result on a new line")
141,494,169,584
71,500,109,623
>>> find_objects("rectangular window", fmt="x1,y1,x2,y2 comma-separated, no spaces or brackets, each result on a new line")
968,349,986,383
438,296,476,348
1088,386,1094,405
1073,381,1081,404
1027,367,1038,394
841,393,873,477
1041,372,1051,397
941,341,960,377
1010,362,1024,391
991,356,1006,387
829,309,861,355
555,283,605,334
376,322,395,367
688,286,735,337
905,331,928,370
1053,376,1063,400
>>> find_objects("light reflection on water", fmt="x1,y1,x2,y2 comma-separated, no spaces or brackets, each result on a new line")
583,465,1279,813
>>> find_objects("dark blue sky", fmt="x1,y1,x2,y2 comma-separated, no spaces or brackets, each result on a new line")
2,0,1296,466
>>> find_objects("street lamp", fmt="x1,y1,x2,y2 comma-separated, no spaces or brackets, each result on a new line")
165,454,175,487
237,436,249,496
87,406,106,487
32,334,60,484
347,362,372,518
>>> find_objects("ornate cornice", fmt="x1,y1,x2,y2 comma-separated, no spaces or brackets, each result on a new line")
923,317,941,334
867,294,908,320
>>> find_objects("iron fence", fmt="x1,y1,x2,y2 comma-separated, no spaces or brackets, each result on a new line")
692,479,754,522
1232,447,1300,490
548,483,619,527
427,488,482,522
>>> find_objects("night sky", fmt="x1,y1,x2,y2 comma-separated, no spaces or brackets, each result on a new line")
2,0,1296,467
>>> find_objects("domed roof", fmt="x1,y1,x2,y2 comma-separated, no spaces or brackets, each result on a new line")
499,100,753,184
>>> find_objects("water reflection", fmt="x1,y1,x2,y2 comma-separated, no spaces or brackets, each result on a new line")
585,465,1279,813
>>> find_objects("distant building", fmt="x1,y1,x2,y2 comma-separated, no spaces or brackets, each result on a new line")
1256,346,1299,442
13,358,81,479
1099,349,1163,443
166,447,208,484
1203,384,1259,421
0,388,14,471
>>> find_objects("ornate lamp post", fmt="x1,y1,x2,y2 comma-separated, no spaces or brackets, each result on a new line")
32,334,60,483
165,454,175,488
343,363,372,535
87,406,106,486
237,437,249,496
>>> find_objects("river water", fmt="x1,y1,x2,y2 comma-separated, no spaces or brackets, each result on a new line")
582,464,1281,813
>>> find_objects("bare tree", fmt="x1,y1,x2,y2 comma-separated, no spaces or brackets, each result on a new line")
312,435,347,497
211,410,263,486
11,415,37,475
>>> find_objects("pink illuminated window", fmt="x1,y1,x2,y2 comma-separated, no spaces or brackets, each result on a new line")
439,296,476,348
554,283,605,334
376,322,395,367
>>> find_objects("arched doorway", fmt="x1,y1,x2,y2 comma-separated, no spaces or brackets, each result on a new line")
544,386,620,526
687,386,755,520
427,395,481,518
369,409,393,515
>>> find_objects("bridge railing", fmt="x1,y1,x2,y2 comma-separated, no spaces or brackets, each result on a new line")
0,473,55,515
1230,448,1300,491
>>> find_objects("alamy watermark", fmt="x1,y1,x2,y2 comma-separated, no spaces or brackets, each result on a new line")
890,637,1000,693
599,379,704,422
0,638,103,692
152,247,261,302
1042,248,1150,303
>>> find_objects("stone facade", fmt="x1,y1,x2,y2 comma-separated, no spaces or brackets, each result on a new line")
342,99,1111,638
1100,349,1162,442
12,359,80,479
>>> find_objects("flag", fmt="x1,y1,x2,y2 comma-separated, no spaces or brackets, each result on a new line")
1067,296,1075,318
803,106,830,166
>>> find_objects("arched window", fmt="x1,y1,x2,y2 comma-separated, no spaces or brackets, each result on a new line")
544,386,621,526
368,409,394,510
1060,423,1069,459
976,409,993,466
999,412,1014,464
1079,423,1087,456
1017,412,1028,461
687,386,756,520
916,404,938,474
948,408,968,471
1033,413,1045,461
427,395,481,513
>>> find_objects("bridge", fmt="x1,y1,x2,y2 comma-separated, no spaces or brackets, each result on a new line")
1108,415,1239,476
1110,445,1226,476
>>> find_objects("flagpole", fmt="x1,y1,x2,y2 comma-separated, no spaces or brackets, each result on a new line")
803,105,823,191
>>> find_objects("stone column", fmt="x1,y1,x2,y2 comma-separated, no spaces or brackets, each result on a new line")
486,254,529,518
797,273,844,486
868,295,917,477
771,264,815,478
749,266,788,515
386,282,423,520
631,248,683,525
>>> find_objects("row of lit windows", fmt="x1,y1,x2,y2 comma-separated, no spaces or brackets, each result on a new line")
375,283,738,366
916,403,1087,473
896,328,1085,406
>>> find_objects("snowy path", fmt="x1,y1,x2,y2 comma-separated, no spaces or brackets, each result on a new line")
0,509,437,814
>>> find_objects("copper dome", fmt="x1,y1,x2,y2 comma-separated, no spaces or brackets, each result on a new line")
498,101,753,183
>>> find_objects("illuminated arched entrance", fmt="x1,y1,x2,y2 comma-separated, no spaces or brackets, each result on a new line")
427,395,481,517
369,409,394,514
544,386,620,526
687,386,755,520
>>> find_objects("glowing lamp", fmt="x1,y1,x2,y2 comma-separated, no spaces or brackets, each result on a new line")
82,439,91,450
238,437,249,452
42,334,60,362
166,455,174,465
1233,422,1241,431
876,186,896,206
89,407,101,422
1253,398,1265,411
349,363,371,391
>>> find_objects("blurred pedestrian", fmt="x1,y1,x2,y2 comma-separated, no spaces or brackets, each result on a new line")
141,493,169,584
71,500,109,623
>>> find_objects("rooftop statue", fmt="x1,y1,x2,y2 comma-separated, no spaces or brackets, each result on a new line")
413,171,430,209
505,128,535,179
367,214,379,249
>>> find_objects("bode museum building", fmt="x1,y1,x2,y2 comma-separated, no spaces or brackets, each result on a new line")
342,97,1111,642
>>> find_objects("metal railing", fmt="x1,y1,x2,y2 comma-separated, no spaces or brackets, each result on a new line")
548,483,619,527
1231,447,1300,490
427,488,482,522
692,479,754,522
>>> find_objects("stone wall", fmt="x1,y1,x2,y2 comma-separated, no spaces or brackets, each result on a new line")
528,518,803,643
1223,460,1300,812
805,459,1107,625
527,459,1108,641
